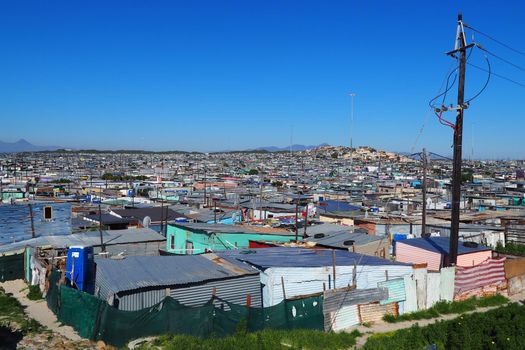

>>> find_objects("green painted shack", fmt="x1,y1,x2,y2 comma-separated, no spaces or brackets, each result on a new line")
166,222,298,255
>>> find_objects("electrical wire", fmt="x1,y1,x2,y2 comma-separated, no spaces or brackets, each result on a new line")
477,46,525,73
465,55,491,104
467,62,525,89
464,23,525,58
428,66,458,109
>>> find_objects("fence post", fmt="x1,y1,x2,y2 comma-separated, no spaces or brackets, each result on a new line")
281,276,287,300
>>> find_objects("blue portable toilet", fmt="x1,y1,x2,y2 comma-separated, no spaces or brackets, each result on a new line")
66,246,95,294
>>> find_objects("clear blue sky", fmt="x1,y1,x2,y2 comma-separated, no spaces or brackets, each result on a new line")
1,1,524,157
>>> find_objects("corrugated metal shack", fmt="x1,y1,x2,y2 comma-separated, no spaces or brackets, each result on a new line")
0,228,166,256
0,202,72,245
94,254,261,311
396,237,492,270
218,247,413,307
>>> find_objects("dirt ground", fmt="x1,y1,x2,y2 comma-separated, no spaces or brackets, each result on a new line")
0,279,81,341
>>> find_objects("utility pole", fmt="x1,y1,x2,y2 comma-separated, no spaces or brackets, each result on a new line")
294,200,299,241
303,201,308,238
98,202,106,253
349,92,356,173
28,204,35,238
421,148,428,237
448,14,470,266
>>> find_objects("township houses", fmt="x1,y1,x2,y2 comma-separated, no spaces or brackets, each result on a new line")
165,222,297,254
218,247,413,307
395,236,493,271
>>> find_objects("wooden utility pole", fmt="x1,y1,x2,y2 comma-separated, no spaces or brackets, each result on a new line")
303,202,308,238
294,201,299,241
98,203,106,252
421,148,428,237
28,204,35,238
449,14,468,266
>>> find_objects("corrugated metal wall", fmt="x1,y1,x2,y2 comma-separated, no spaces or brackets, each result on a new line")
170,274,261,307
402,275,417,314
439,266,455,301
426,272,441,308
118,289,165,311
323,287,388,331
97,274,262,311
457,251,492,267
262,265,413,306
325,305,360,331
413,267,427,310
396,242,442,271
359,302,397,323
378,278,405,305
93,242,163,257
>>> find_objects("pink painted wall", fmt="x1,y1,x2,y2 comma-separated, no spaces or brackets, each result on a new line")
457,251,492,267
396,242,442,271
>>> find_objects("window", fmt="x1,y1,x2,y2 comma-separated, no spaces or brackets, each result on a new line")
170,235,175,250
43,206,53,220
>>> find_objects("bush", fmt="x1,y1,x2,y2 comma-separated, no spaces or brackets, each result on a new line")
137,329,362,350
495,241,525,256
365,303,525,350
27,285,43,301
383,295,508,323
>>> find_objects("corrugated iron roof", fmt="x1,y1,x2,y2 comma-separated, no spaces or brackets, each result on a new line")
399,236,490,255
305,230,381,248
0,228,165,253
95,254,258,294
218,247,410,269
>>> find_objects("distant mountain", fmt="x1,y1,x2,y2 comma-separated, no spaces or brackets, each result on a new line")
0,139,63,153
253,143,330,152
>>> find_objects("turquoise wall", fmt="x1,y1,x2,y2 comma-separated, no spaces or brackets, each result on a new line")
166,225,298,254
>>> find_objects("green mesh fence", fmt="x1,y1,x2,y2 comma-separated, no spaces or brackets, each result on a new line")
46,270,61,314
0,253,24,282
58,285,104,339
46,277,324,347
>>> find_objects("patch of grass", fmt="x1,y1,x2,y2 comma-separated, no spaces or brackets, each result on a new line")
383,295,509,323
361,322,372,328
0,287,46,334
137,329,362,350
364,303,525,350
27,285,43,301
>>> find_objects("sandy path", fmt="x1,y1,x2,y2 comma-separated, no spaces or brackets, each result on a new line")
350,291,525,348
0,279,82,341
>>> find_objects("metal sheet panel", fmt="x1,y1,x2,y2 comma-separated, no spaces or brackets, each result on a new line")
402,275,418,314
325,304,360,331
378,278,405,305
414,267,427,310
324,288,388,311
118,289,165,311
426,272,441,308
439,266,455,301
262,265,413,306
396,242,442,271
170,274,262,307
359,302,397,324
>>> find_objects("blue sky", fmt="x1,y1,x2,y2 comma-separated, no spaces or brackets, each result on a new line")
1,1,524,157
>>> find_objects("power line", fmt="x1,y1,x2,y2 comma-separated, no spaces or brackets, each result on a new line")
477,45,525,73
464,23,525,57
467,61,525,89
465,55,491,104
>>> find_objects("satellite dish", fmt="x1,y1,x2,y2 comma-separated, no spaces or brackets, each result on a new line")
142,216,151,228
